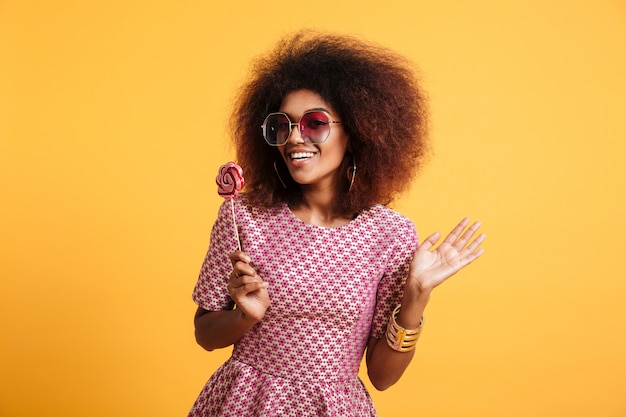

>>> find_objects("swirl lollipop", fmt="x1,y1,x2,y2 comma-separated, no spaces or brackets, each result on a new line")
216,162,245,250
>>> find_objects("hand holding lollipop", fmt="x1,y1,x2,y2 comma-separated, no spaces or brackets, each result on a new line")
216,162,245,251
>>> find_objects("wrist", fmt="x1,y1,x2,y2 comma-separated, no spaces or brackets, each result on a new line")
397,289,430,329
235,307,262,327
403,283,432,306
396,301,426,329
385,305,424,352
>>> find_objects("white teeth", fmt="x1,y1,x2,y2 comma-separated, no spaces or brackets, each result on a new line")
290,152,315,160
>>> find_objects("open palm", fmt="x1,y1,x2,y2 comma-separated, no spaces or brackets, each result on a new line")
409,218,486,291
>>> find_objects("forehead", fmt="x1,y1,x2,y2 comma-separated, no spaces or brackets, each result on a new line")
279,89,337,117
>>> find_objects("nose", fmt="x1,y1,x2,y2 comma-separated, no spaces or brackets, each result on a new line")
287,122,305,144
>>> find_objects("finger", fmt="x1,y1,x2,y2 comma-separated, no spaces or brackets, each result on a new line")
464,232,487,254
441,217,471,245
231,281,269,296
229,250,251,266
229,250,255,278
232,261,257,279
462,246,485,266
458,235,486,267
226,275,266,297
453,221,482,249
418,231,441,252
230,273,264,288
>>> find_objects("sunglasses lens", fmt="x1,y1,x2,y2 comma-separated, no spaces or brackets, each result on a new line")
263,111,333,145
300,112,331,143
264,113,291,145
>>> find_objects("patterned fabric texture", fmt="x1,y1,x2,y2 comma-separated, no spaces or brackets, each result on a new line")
189,196,417,417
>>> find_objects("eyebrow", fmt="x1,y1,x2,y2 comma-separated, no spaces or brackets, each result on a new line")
280,108,332,118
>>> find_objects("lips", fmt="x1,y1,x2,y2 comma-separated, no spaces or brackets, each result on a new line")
289,151,316,160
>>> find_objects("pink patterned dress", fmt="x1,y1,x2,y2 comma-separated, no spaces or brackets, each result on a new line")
189,196,417,417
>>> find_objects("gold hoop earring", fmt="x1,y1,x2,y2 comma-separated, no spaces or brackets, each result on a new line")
347,158,357,192
274,160,288,189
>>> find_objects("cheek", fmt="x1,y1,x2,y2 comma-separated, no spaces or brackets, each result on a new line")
330,138,349,160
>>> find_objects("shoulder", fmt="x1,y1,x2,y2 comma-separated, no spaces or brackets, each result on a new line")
230,193,286,220
361,205,419,254
360,205,416,233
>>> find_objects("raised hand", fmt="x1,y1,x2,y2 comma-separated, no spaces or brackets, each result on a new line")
226,251,270,323
408,218,486,294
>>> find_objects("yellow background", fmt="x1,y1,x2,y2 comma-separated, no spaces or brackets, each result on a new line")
1,1,625,416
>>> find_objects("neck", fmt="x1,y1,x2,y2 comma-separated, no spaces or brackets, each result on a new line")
292,186,352,228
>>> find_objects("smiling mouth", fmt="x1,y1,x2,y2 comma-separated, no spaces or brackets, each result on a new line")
290,152,316,160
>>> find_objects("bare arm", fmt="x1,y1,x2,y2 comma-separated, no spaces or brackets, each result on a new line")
365,291,429,390
366,218,485,390
194,251,270,351
194,307,259,351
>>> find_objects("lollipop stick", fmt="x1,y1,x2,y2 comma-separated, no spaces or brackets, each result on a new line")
230,198,242,251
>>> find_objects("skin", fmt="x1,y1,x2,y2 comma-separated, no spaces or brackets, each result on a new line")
277,89,351,227
194,89,486,391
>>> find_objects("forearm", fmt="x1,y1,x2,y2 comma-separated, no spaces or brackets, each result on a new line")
194,307,258,351
366,291,430,390
366,336,415,390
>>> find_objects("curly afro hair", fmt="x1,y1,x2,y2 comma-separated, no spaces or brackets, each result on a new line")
231,30,430,215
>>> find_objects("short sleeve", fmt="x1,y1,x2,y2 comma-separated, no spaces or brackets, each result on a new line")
369,221,418,339
192,199,240,311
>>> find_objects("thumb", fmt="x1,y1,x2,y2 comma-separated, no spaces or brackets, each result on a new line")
418,231,441,252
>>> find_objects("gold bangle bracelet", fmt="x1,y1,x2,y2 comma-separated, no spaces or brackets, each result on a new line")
385,304,424,352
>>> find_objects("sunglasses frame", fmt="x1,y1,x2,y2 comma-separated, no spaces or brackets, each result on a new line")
261,110,341,146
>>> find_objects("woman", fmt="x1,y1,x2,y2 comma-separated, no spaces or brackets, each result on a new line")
189,31,485,416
